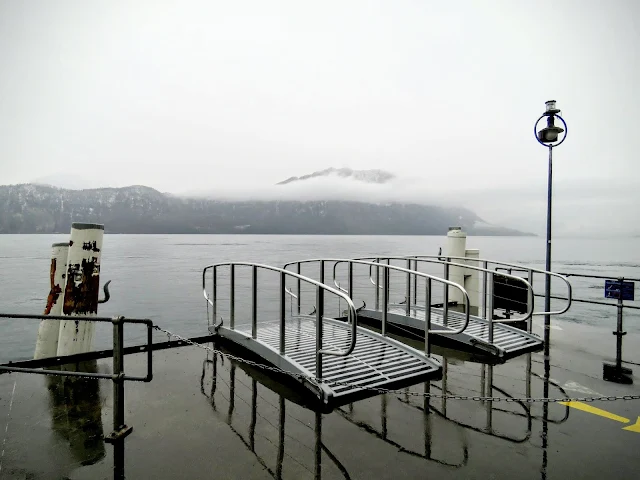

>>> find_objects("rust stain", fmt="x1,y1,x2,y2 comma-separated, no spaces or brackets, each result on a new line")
44,258,63,315
63,257,101,316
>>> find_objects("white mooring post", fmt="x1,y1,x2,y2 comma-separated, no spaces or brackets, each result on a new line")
34,242,70,359
464,248,480,315
57,223,105,357
445,227,467,305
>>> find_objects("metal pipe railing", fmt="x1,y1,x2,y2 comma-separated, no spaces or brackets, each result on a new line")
284,259,472,337
202,262,359,382
407,254,572,316
359,256,535,325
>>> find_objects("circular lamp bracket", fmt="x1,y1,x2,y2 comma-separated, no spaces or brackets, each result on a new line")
534,114,568,148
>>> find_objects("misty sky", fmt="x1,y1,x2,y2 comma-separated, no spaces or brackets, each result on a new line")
1,0,639,235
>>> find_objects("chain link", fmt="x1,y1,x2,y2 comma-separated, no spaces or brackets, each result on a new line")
153,325,640,403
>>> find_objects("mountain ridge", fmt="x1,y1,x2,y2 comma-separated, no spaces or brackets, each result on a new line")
0,183,534,236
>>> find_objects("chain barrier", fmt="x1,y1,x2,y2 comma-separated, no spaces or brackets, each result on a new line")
153,325,640,403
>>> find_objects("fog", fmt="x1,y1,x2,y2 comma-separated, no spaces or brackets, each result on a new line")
1,0,639,236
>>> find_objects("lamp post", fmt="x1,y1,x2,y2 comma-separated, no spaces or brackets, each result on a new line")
534,100,567,351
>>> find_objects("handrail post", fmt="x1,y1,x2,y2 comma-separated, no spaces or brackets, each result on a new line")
316,284,324,381
375,258,380,310
481,261,488,320
347,261,353,300
488,272,495,343
230,264,235,330
213,266,217,326
112,315,127,480
425,278,431,357
405,258,411,317
296,263,301,315
412,258,418,305
279,271,286,355
443,260,450,326
251,265,258,339
527,269,534,333
382,267,389,336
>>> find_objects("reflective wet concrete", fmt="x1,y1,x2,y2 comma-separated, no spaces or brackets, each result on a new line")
0,323,639,480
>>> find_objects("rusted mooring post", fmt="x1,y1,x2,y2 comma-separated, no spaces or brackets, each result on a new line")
57,223,105,356
34,242,70,359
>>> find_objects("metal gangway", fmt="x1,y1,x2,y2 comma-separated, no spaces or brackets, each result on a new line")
283,257,572,361
203,262,454,407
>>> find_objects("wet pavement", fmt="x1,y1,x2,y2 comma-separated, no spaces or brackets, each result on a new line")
0,322,639,480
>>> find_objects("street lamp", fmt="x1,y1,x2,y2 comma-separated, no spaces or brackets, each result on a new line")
534,100,567,351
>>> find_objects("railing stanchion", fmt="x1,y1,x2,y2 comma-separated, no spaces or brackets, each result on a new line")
481,261,488,320
527,269,534,333
488,272,495,343
443,260,450,326
347,262,353,300
316,284,324,381
112,315,126,480
412,258,418,305
279,271,286,355
252,265,258,339
296,263,301,315
230,264,235,330
425,278,431,357
375,259,380,310
382,267,389,336
213,266,217,326
406,258,411,317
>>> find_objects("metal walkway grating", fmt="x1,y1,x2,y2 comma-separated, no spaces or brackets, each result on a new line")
359,305,543,359
211,317,441,405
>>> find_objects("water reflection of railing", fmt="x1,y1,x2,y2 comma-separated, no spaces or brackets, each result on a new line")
396,357,570,444
201,348,351,479
337,391,469,468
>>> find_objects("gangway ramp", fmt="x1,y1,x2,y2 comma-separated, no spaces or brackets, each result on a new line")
202,262,442,407
282,258,571,361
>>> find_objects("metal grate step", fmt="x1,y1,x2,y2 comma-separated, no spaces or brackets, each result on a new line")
357,305,542,359
212,316,441,405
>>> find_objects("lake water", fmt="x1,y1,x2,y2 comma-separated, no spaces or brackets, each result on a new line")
1,234,639,362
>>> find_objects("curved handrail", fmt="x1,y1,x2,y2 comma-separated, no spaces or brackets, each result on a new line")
202,262,359,360
283,258,471,335
354,256,535,323
403,254,571,316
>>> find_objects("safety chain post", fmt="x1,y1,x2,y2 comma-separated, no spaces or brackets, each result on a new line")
105,316,133,480
603,277,633,384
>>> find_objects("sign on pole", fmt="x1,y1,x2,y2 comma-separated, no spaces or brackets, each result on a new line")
604,280,635,301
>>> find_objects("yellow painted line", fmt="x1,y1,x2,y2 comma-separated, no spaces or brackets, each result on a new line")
623,417,640,432
558,401,630,423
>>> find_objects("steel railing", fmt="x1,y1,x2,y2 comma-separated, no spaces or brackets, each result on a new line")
357,256,535,322
407,255,572,316
202,262,358,381
283,258,471,356
0,312,154,480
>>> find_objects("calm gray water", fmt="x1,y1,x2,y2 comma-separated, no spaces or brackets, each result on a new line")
1,234,639,362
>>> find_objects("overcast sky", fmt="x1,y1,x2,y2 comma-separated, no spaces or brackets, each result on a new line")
1,0,639,235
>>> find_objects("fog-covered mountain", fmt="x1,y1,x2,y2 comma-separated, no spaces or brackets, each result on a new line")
277,167,395,185
0,183,533,235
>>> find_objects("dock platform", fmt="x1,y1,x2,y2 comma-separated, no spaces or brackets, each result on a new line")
359,304,543,359
210,316,442,406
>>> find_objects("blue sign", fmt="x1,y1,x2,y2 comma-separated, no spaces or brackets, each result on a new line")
604,280,635,301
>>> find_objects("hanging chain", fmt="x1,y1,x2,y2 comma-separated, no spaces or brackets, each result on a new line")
153,325,640,403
